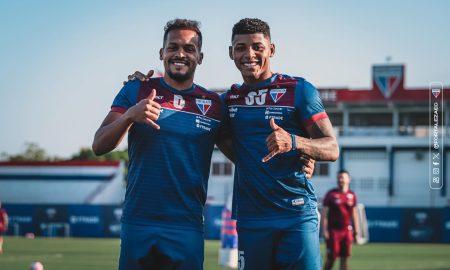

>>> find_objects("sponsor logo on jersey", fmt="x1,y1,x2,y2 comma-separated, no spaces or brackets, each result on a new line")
245,89,268,105
196,99,212,115
154,95,163,100
269,88,286,103
292,198,305,206
195,116,212,131
230,94,240,99
173,94,185,109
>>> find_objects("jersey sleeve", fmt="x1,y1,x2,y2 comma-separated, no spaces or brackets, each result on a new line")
110,80,140,113
295,79,328,126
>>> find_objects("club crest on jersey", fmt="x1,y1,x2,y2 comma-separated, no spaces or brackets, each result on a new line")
269,88,286,103
173,94,185,109
196,99,212,115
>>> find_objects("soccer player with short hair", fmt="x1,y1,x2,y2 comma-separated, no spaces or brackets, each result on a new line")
322,170,360,270
222,18,339,270
93,19,225,270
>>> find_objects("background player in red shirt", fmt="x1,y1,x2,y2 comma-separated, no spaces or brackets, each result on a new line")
0,201,8,254
322,170,360,270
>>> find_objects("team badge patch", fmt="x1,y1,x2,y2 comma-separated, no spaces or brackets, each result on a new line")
196,99,212,115
269,88,286,103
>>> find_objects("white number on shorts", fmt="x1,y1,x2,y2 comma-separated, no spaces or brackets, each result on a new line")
238,250,245,270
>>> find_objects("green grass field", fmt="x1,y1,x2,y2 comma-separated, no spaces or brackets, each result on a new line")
1,237,450,270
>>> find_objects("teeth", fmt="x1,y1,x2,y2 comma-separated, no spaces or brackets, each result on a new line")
173,62,186,66
243,63,258,67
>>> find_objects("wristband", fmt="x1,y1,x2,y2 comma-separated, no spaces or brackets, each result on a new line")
291,134,296,151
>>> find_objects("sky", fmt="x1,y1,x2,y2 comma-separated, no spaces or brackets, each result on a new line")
0,0,449,158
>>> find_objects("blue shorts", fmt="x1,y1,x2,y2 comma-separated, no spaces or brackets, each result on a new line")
119,223,204,270
237,214,321,270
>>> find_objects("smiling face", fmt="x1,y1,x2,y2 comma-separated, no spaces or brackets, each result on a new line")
229,33,275,85
160,29,203,86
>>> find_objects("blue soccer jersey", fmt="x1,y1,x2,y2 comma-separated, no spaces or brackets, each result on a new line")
111,78,224,231
223,74,328,224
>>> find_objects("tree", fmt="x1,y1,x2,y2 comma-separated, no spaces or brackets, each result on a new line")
1,142,49,161
70,148,128,163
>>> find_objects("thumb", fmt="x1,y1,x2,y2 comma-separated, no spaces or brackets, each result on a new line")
270,118,280,130
147,89,156,101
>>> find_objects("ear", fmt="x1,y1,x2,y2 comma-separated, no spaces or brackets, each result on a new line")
270,43,275,57
228,46,233,60
198,52,204,65
159,48,163,61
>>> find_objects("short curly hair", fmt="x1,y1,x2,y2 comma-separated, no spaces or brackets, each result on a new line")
163,19,202,50
232,18,271,41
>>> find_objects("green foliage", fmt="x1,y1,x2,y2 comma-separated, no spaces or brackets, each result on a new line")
1,143,128,164
0,143,129,180
70,147,128,163
1,142,50,161
71,148,129,181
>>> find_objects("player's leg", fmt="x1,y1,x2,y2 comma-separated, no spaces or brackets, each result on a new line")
275,215,321,270
156,227,204,270
118,223,157,270
339,230,353,270
339,257,348,270
322,257,334,270
323,230,340,270
322,241,335,270
237,226,275,270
